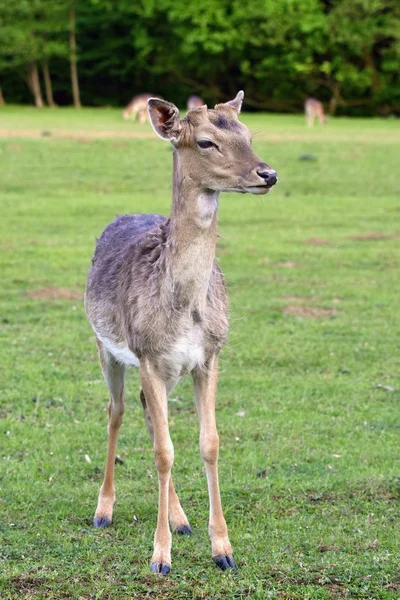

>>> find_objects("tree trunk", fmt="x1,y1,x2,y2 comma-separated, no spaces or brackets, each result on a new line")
69,3,81,108
329,93,338,116
42,61,56,107
328,82,342,115
25,62,44,107
0,86,4,106
364,51,380,93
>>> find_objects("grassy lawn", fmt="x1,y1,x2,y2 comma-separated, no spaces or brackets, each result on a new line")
0,106,399,599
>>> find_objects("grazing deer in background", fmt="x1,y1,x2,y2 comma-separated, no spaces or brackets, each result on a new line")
85,91,277,575
187,94,204,110
305,97,327,126
123,93,154,123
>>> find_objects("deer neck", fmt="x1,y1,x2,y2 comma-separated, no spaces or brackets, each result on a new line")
165,150,219,310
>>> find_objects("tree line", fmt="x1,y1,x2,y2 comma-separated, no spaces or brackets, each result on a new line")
0,0,399,115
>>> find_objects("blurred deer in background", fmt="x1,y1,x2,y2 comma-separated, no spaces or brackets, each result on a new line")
305,97,327,126
187,94,204,111
123,93,154,123
85,91,277,575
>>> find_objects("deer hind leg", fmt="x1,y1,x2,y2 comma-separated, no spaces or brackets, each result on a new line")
140,390,192,535
140,358,174,575
93,338,125,528
193,357,235,571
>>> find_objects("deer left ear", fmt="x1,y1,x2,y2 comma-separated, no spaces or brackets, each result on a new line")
148,99,182,142
224,90,244,114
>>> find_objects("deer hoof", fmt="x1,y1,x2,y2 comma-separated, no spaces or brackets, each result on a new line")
213,554,236,571
150,562,171,576
175,524,192,535
93,516,112,528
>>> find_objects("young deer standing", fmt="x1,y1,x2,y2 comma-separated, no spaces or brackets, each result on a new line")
123,93,154,123
305,97,327,126
187,94,204,110
85,91,277,575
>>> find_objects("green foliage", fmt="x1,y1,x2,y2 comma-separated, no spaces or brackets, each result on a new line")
0,108,399,598
0,0,68,71
324,0,400,104
0,0,399,113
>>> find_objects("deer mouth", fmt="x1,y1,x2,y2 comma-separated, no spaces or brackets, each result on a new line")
244,184,273,195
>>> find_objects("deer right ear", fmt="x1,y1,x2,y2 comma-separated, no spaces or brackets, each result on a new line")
148,99,182,142
224,90,244,114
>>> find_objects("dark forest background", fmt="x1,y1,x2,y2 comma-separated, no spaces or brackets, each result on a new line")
0,0,399,115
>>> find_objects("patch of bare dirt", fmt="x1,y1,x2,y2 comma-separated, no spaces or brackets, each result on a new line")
349,232,393,241
317,544,341,553
304,237,332,246
2,128,400,143
284,305,337,318
324,583,349,598
10,574,85,599
10,575,47,597
275,261,296,268
27,287,82,301
283,295,342,304
283,295,317,303
0,128,156,140
271,571,349,598
306,483,399,505
384,582,400,592
7,143,22,152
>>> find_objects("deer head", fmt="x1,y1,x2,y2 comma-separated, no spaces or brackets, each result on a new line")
148,91,277,194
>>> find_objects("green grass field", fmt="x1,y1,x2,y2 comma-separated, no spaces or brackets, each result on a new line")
0,106,399,599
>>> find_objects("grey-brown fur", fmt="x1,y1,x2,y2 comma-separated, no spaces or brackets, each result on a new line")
85,91,277,575
85,204,228,380
305,97,326,126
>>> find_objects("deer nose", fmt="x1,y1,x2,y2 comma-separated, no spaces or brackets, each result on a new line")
257,167,278,187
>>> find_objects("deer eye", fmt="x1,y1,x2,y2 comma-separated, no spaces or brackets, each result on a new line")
197,140,215,149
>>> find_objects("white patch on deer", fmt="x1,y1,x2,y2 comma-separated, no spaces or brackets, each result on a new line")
160,333,205,377
195,191,218,229
96,333,140,367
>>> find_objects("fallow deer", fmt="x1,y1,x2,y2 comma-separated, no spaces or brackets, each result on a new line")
123,93,154,123
305,97,327,126
187,94,204,111
85,91,277,575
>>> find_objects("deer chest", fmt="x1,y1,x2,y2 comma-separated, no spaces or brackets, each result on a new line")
157,327,206,379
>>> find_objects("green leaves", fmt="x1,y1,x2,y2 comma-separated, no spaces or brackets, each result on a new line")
0,0,68,70
0,0,399,113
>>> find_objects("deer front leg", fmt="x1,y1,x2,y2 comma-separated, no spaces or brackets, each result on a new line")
140,390,192,535
94,339,125,528
193,357,235,571
140,358,173,575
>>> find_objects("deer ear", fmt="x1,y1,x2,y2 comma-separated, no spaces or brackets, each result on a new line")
148,99,182,142
224,90,244,114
